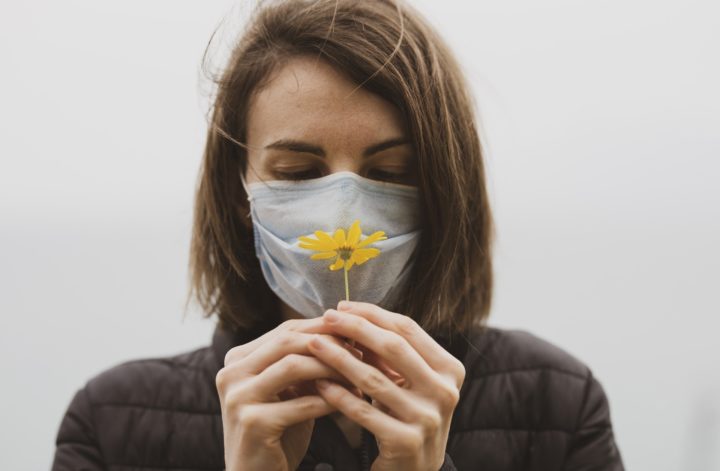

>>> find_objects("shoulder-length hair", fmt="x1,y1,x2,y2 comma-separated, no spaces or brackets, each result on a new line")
186,0,494,338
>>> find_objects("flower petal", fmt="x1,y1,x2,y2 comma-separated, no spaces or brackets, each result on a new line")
297,242,317,249
329,257,345,271
298,241,332,251
314,231,338,247
354,247,381,261
298,233,337,252
310,251,338,260
345,257,355,270
356,231,387,248
298,236,322,246
333,228,346,246
347,220,362,247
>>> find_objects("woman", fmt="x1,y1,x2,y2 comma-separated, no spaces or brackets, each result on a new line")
52,1,624,470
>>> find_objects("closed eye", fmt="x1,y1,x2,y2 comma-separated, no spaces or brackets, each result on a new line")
367,168,412,183
270,167,415,184
272,168,323,180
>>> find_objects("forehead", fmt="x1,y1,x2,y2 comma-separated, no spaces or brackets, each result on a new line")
246,56,406,146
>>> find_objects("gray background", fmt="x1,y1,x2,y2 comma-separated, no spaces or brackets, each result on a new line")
1,0,718,469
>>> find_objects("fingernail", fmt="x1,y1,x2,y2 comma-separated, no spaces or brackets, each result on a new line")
338,301,353,311
324,309,340,323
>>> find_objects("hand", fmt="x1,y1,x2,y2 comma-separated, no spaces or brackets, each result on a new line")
307,301,466,471
216,317,364,471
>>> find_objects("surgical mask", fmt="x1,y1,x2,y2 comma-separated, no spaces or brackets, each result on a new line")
240,170,422,318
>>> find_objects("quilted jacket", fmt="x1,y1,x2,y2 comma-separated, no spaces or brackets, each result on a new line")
52,321,624,470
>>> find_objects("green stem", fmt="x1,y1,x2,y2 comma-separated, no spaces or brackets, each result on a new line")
344,265,349,301
343,265,355,349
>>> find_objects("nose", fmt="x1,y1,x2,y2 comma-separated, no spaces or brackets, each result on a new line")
325,155,362,176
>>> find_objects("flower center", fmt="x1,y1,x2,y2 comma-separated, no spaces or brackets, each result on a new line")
338,246,353,260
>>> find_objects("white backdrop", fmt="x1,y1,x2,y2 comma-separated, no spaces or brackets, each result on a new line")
1,1,718,469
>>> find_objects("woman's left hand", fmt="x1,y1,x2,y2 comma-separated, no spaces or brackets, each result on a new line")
307,300,466,471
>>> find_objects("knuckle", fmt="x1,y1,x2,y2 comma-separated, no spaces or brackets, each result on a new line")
361,369,389,396
215,367,229,391
396,315,419,337
418,410,442,432
224,346,243,366
279,353,304,373
454,360,467,385
438,382,461,409
237,406,263,429
296,396,321,414
350,400,374,423
275,331,294,349
223,388,247,414
280,318,299,330
383,336,407,357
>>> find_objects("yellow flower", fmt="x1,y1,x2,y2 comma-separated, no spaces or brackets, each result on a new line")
297,219,387,271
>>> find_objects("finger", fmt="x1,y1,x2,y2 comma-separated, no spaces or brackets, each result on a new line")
250,353,351,401
238,331,349,375
336,301,466,387
307,335,421,421
314,379,415,444
292,376,364,400
224,318,340,366
221,331,364,401
355,343,402,377
287,341,364,399
242,394,337,432
320,309,437,389
360,347,406,385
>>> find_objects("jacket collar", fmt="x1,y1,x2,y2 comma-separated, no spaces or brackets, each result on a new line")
211,321,271,371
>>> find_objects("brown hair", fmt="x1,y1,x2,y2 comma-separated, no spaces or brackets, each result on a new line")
186,0,494,338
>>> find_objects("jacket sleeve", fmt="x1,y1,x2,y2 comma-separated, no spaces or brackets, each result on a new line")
51,385,106,471
563,371,624,471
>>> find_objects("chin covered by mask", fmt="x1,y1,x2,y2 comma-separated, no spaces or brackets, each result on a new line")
240,170,423,318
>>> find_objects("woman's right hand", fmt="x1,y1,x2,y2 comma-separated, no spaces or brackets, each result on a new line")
215,317,363,471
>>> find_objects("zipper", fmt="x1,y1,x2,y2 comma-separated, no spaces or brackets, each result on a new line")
360,426,369,471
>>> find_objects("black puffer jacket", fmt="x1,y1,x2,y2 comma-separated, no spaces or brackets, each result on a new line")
52,322,624,470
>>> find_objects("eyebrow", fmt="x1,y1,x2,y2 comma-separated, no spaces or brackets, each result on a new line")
264,137,410,158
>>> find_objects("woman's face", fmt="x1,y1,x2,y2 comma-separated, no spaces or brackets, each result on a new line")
244,55,416,186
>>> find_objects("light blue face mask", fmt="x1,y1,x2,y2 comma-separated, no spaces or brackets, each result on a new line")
240,170,423,318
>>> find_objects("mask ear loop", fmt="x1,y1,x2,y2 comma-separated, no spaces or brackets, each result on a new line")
240,162,277,214
239,167,253,218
